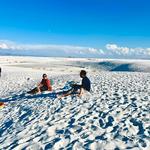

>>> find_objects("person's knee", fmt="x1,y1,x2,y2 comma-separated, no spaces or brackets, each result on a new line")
48,86,52,91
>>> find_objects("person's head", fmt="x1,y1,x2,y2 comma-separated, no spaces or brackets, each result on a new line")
80,70,87,78
42,74,48,79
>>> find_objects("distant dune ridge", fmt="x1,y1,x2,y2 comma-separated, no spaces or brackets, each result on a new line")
74,59,150,73
98,61,150,72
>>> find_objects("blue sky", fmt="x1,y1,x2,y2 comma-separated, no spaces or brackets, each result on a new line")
0,0,150,58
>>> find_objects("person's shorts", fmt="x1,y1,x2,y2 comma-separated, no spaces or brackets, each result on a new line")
40,86,48,92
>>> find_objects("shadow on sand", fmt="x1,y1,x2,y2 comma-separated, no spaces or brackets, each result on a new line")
0,92,59,103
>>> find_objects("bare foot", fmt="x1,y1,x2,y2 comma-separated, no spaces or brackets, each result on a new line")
57,94,64,100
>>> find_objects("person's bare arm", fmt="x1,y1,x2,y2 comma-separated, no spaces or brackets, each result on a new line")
78,87,84,97
37,82,43,87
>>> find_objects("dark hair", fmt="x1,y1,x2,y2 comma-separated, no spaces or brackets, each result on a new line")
80,70,86,76
42,74,47,78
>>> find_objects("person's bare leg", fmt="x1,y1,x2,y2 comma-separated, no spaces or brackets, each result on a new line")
37,86,42,94
57,90,73,99
61,92,71,97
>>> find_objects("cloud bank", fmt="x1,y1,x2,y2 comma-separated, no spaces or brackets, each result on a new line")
106,44,150,59
0,40,150,59
0,40,104,57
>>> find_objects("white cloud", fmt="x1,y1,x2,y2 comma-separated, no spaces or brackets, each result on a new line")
0,40,104,57
106,43,150,58
0,43,8,49
87,48,105,55
0,40,16,49
106,44,130,55
147,48,150,55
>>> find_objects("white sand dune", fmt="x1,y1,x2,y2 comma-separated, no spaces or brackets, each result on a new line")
0,56,150,150
74,59,150,73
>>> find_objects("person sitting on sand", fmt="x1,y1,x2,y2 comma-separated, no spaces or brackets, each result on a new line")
58,70,91,98
27,74,52,94
37,73,52,93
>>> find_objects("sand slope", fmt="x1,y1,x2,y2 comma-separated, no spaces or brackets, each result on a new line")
0,57,150,150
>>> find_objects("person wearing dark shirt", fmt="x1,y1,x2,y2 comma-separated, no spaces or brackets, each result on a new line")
58,70,91,98
78,70,91,96
82,76,91,92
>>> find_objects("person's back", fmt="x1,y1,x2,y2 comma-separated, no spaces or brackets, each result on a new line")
82,76,91,92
